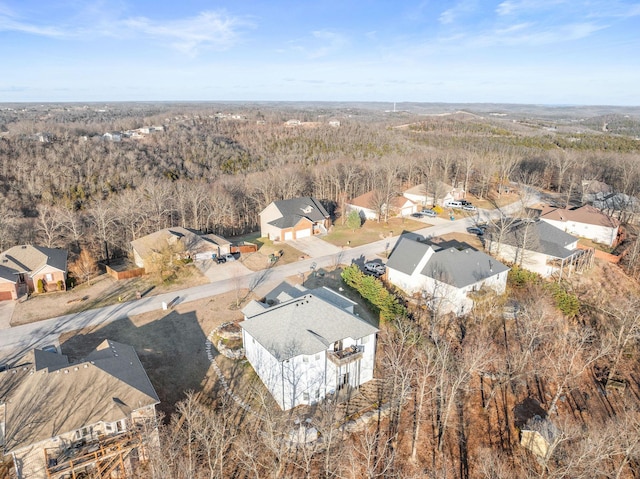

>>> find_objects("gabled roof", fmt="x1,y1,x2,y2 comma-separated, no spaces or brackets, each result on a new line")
130,227,225,259
348,191,377,209
241,286,378,361
423,247,510,288
540,204,619,228
268,215,313,229
269,197,329,224
387,236,509,288
0,340,159,454
0,245,67,282
348,191,414,210
386,237,433,275
491,220,578,259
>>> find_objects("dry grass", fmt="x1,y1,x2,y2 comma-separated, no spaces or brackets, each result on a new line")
59,290,256,417
239,237,306,271
11,265,208,326
324,216,426,247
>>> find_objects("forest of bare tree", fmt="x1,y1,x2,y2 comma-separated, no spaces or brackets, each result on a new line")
2,102,640,478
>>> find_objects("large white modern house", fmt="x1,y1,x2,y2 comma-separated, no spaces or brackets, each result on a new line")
240,283,378,410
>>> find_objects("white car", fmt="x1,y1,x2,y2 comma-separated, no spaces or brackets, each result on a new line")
462,204,477,211
364,262,385,275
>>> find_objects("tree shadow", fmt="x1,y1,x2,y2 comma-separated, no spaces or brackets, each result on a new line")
60,310,210,419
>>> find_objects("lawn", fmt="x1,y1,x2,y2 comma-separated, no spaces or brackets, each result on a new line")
238,237,306,271
324,217,427,247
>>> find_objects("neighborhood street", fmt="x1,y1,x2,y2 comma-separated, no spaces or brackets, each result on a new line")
0,199,529,365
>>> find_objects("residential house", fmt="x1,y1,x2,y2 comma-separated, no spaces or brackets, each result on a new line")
0,340,159,479
386,236,509,316
346,191,417,221
0,245,68,300
241,283,378,410
130,227,231,270
582,181,640,225
403,181,465,207
259,197,331,241
486,219,582,278
539,204,620,247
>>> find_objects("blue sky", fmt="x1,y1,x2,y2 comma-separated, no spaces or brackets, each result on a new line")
1,0,639,104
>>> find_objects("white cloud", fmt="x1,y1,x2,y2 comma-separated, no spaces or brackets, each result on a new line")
439,0,478,24
121,11,248,55
289,30,348,59
0,6,250,56
476,21,605,46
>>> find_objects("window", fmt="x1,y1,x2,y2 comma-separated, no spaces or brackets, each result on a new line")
361,335,370,344
303,356,309,363
315,390,320,399
315,353,320,361
303,392,309,401
45,273,53,282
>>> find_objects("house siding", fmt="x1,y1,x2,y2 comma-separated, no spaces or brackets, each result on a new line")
243,329,377,410
540,218,618,247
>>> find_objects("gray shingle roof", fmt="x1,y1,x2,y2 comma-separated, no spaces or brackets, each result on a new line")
423,248,510,288
386,237,433,275
0,245,67,282
387,236,509,288
492,220,578,259
272,197,330,223
0,340,159,454
241,291,378,361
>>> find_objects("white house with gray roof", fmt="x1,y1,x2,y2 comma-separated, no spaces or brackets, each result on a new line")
486,219,581,277
259,197,331,241
386,236,510,316
240,283,378,410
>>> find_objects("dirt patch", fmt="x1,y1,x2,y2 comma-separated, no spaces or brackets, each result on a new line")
59,290,257,417
429,232,485,251
239,238,305,271
11,265,209,326
324,217,426,248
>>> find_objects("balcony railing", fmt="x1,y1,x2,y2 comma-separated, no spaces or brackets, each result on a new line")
327,345,364,366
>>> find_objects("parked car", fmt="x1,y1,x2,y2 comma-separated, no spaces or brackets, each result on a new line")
462,204,477,211
42,345,58,354
444,200,463,208
421,209,437,217
216,255,227,264
223,253,236,262
410,212,423,218
364,262,386,275
466,226,484,236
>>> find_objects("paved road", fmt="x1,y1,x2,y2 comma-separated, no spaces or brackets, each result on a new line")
0,199,532,364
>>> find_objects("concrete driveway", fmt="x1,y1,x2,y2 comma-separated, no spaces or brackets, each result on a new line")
287,236,343,258
197,258,253,282
0,300,16,329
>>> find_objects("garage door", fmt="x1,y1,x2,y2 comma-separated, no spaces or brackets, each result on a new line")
0,291,13,301
284,231,294,241
296,228,311,239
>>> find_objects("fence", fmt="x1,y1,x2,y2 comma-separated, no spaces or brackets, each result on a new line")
105,264,145,280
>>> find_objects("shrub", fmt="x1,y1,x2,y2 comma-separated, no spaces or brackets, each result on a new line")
341,264,406,322
432,205,444,214
57,280,64,291
36,279,44,293
508,265,541,288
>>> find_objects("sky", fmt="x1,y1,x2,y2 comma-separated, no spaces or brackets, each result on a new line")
0,0,639,105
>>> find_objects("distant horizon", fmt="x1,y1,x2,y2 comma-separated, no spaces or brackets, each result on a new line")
2,100,639,109
1,1,639,105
